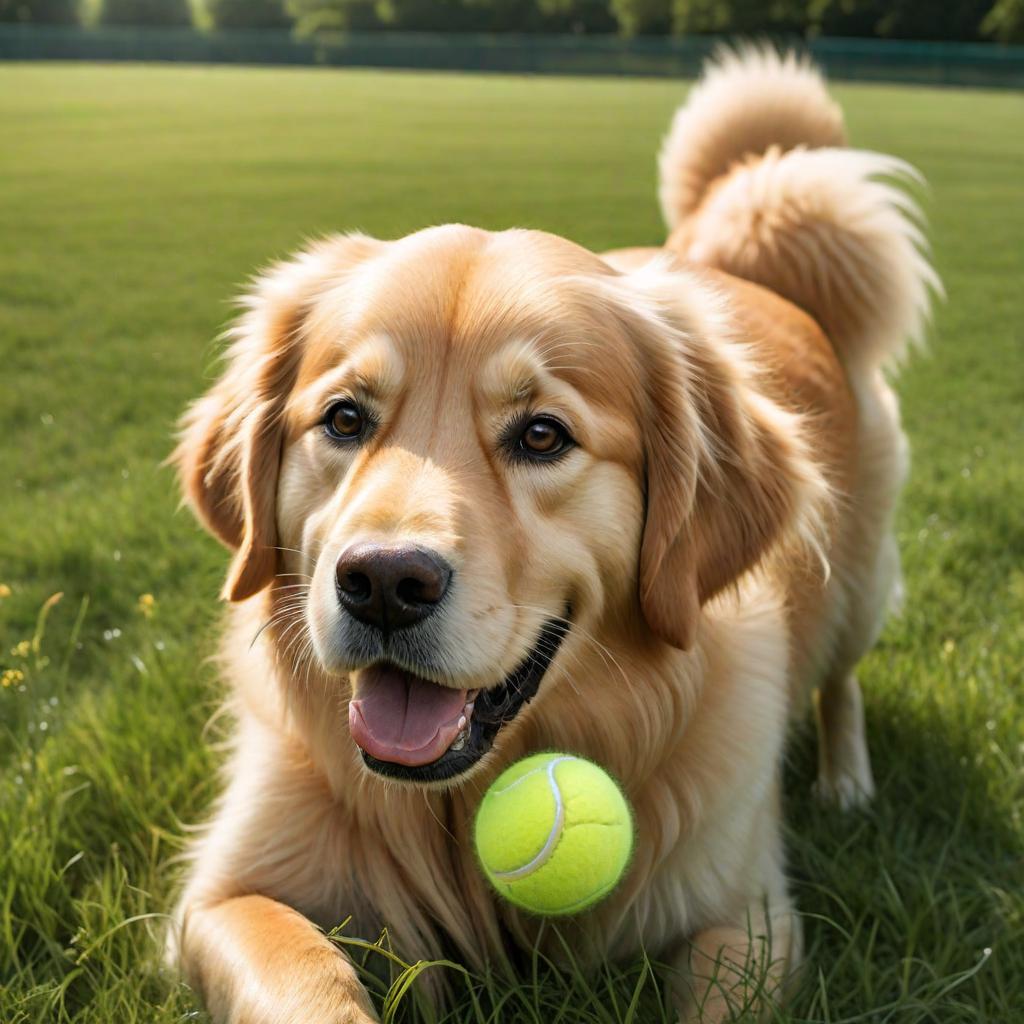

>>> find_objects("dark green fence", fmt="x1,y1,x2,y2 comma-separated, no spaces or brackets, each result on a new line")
1,25,1022,88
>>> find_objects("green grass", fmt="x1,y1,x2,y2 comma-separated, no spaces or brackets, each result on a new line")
0,62,1022,1023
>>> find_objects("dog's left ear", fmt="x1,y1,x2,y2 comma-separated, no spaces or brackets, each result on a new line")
172,236,379,602
625,272,828,650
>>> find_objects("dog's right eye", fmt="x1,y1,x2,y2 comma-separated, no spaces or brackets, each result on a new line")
324,400,366,441
511,416,575,461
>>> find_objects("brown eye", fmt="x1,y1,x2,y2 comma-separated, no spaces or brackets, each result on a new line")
518,417,573,459
325,400,365,441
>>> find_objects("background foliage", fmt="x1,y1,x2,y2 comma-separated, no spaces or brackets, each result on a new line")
0,0,79,23
96,0,191,26
1,0,1022,41
205,0,292,30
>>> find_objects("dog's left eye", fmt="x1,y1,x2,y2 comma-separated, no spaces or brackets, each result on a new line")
517,417,574,459
324,400,366,441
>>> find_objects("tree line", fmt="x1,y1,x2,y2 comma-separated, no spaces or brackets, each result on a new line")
2,0,1021,42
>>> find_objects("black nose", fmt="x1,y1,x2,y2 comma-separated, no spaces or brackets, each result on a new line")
335,544,452,632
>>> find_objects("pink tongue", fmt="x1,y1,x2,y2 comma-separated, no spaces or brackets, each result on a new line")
349,666,469,767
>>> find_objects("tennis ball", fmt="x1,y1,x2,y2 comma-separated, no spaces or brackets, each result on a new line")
473,752,633,916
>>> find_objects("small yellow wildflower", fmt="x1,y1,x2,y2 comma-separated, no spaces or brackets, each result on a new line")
2,668,25,688
137,593,156,618
0,584,11,598
942,638,956,659
11,640,31,658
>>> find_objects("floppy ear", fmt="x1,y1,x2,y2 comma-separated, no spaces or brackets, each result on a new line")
627,272,828,650
172,235,378,602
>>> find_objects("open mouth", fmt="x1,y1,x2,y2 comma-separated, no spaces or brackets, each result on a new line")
349,613,570,783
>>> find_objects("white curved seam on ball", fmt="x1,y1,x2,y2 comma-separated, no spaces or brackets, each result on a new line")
491,756,573,881
488,755,577,798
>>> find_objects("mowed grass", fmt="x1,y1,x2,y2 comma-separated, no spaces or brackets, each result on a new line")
0,62,1022,1023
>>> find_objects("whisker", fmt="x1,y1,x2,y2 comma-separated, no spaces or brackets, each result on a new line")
250,601,310,649
280,616,311,663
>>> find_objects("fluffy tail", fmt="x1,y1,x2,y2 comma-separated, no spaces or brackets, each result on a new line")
659,44,941,372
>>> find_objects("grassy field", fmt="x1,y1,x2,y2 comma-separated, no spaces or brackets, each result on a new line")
0,62,1022,1023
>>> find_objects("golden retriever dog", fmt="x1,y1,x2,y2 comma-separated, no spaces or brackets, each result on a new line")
168,47,938,1023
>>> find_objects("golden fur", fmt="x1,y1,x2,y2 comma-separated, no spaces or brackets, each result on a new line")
168,47,937,1023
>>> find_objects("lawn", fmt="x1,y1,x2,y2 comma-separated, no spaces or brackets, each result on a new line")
0,61,1022,1024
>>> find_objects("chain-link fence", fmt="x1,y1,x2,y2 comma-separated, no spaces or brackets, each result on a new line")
1,24,1022,88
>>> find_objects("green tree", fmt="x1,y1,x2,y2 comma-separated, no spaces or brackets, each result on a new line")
0,0,79,22
286,0,380,32
981,0,1024,40
206,0,291,29
536,0,617,32
610,0,670,36
375,0,476,29
99,0,192,25
669,0,728,32
467,0,606,32
673,0,807,34
809,0,993,41
286,0,595,32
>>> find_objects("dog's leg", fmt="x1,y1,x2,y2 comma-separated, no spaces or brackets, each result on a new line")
811,525,894,811
668,904,801,1023
811,386,907,810
813,670,875,809
175,894,379,1024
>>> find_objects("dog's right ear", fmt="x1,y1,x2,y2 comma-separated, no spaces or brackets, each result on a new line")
171,235,379,602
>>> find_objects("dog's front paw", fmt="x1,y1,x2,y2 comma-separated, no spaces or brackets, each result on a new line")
813,763,875,810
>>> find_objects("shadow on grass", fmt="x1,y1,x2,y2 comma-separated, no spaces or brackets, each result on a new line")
783,690,1021,1022
333,925,675,1024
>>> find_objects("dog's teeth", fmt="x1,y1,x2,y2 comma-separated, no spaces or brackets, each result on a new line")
449,696,476,753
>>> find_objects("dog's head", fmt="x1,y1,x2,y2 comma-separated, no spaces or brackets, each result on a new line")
174,226,823,783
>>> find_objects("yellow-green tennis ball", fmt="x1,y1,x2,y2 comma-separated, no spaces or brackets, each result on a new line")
474,753,633,916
